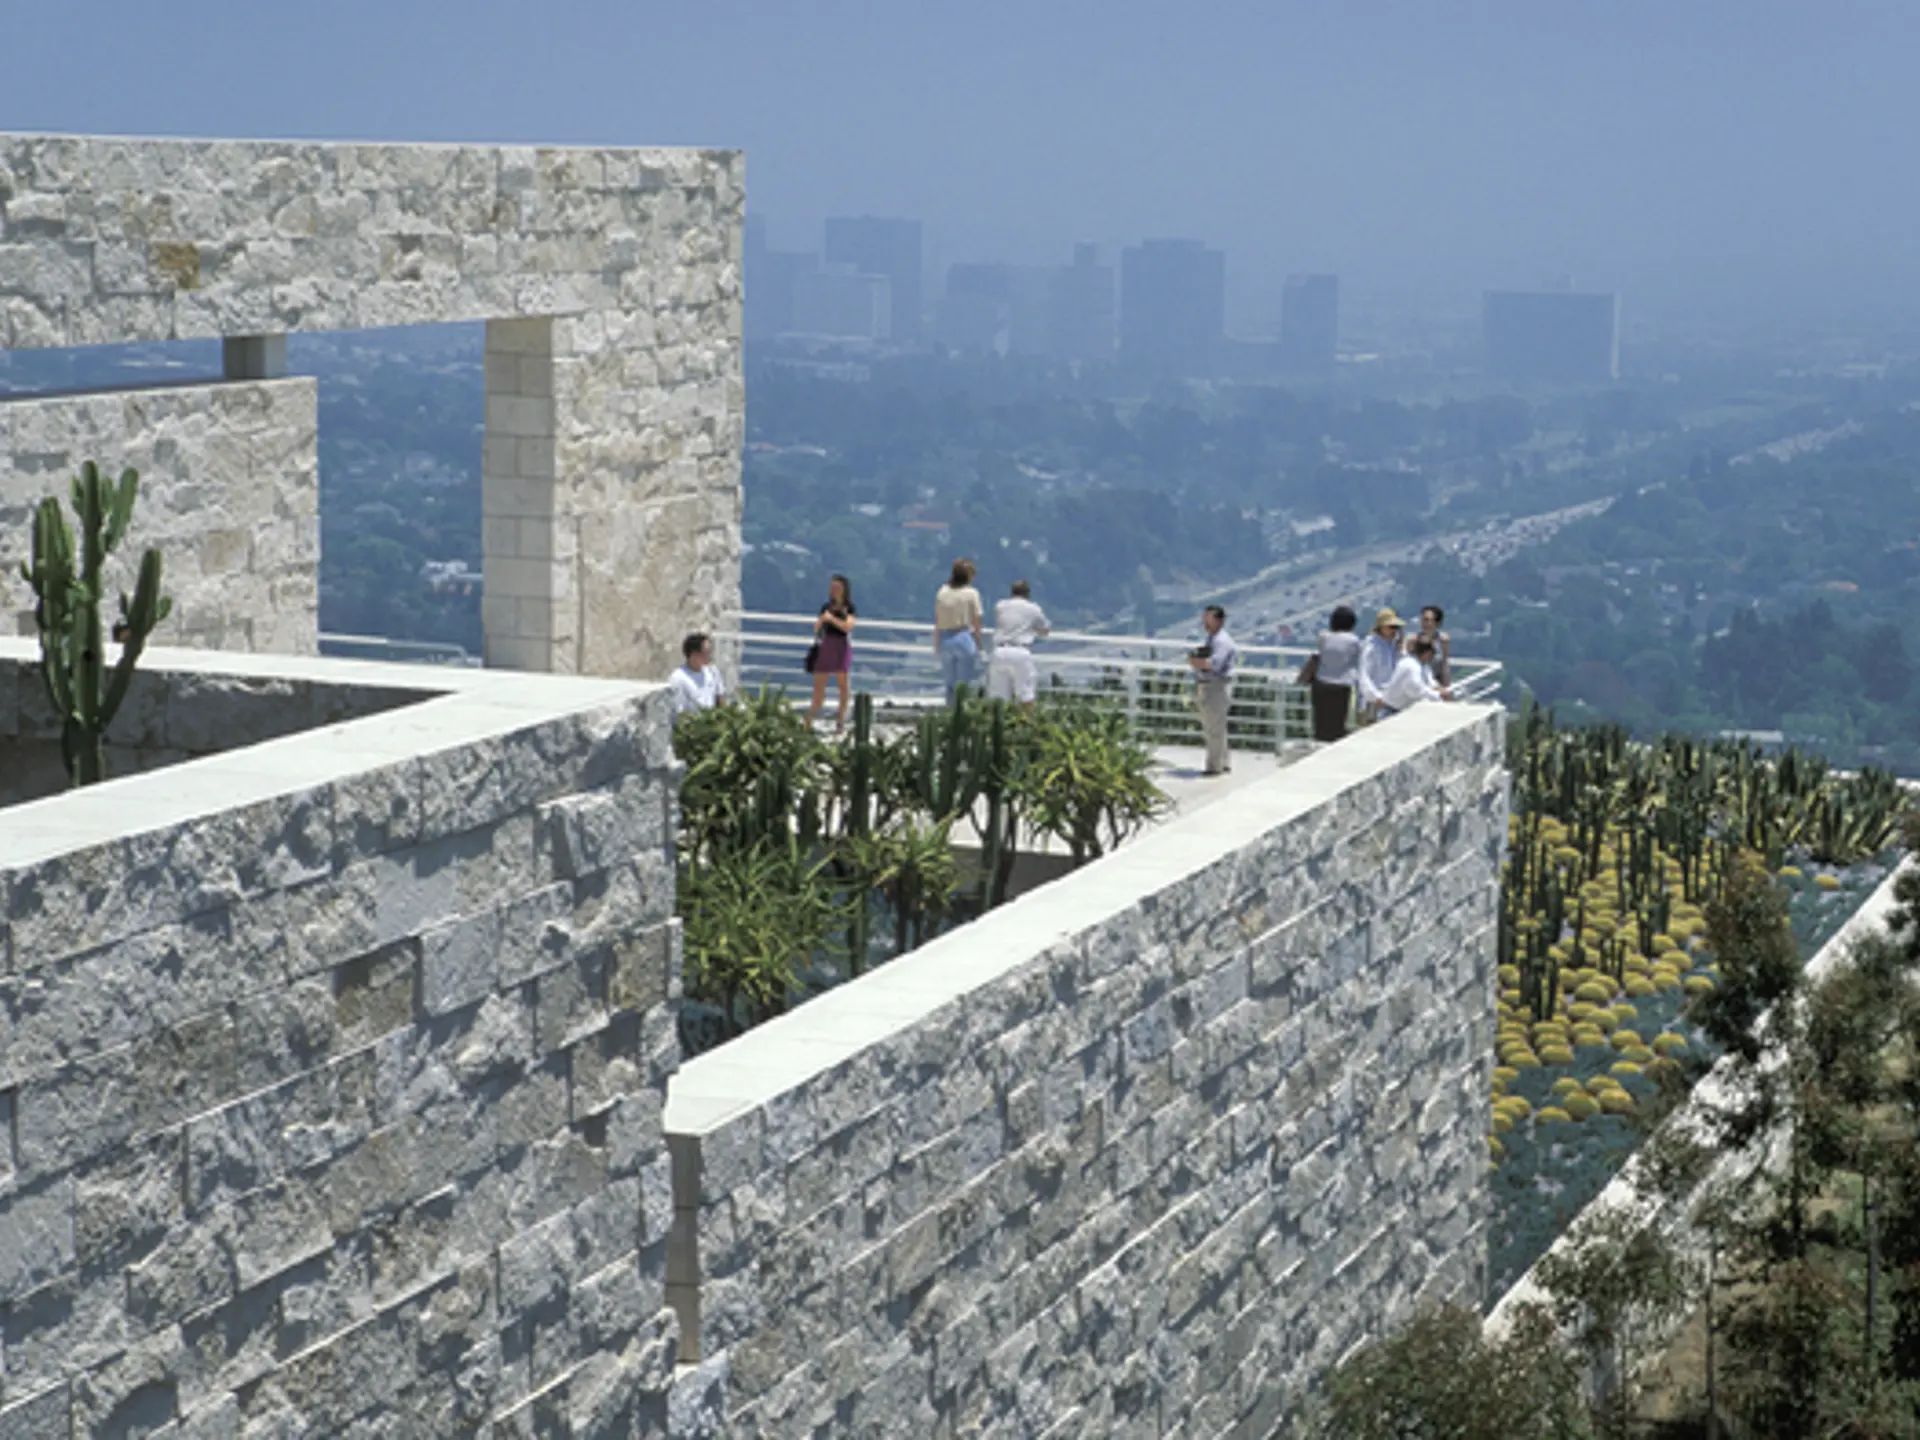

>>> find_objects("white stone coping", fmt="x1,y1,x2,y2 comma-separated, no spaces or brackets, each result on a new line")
0,636,659,868
1484,851,1917,1337
664,701,1503,1138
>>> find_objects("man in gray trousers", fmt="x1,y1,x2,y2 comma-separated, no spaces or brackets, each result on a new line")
1187,604,1238,775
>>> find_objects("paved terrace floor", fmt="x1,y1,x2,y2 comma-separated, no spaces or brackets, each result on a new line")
1144,742,1316,825
944,740,1317,865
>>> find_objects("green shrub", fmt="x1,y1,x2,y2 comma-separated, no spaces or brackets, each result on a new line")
1308,1304,1595,1440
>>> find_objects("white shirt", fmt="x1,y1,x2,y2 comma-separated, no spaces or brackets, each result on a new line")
1357,633,1400,706
993,596,1050,650
1197,628,1238,682
669,663,725,719
1380,654,1441,713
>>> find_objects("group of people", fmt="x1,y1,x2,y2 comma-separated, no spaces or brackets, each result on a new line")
931,558,1055,709
1303,603,1453,742
665,568,1452,769
665,559,1060,728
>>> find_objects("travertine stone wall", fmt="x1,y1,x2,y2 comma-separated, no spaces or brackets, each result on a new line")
0,378,319,653
0,133,744,679
0,647,431,805
665,705,1508,1438
0,642,688,1436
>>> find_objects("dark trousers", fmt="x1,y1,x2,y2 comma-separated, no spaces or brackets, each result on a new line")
1311,680,1353,742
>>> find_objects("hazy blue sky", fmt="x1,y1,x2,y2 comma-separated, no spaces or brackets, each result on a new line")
5,1,1915,328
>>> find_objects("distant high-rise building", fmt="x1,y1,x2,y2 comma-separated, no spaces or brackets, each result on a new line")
823,216,923,342
1279,274,1339,373
1048,243,1115,362
743,215,816,339
1482,290,1620,384
935,262,1054,355
1120,238,1225,377
936,264,1014,354
791,264,891,340
935,246,1116,362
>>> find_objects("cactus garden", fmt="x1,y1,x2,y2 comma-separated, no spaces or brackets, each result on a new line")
672,686,1168,1051
1488,704,1913,1296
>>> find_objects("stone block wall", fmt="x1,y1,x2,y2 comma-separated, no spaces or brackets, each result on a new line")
0,642,431,806
0,648,686,1436
0,133,744,680
0,378,319,653
483,317,568,672
665,705,1508,1438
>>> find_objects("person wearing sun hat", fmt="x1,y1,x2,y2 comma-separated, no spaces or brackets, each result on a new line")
1356,606,1405,721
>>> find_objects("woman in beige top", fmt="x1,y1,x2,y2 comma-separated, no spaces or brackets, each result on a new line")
932,558,984,703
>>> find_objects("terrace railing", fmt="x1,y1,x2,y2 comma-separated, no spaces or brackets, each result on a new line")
317,616,1503,752
723,610,1504,753
318,633,480,666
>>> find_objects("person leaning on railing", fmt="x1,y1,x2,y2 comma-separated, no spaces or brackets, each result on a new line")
1377,634,1454,715
1415,604,1452,688
1355,606,1405,722
988,579,1050,708
1186,604,1238,775
932,558,984,704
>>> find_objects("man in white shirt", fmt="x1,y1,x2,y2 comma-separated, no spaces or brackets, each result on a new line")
669,632,727,721
1186,605,1239,775
1379,635,1453,715
988,580,1051,706
1356,607,1405,720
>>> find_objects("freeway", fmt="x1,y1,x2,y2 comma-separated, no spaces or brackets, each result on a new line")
1149,496,1613,644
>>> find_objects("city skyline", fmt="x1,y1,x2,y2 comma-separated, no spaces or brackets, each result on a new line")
4,2,1920,334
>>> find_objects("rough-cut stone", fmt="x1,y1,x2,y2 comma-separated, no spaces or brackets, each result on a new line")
666,705,1508,1437
0,131,744,679
0,378,318,656
0,650,427,810
0,645,679,1436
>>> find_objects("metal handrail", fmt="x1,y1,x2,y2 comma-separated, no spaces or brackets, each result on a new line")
311,617,1505,743
317,633,480,666
724,610,1504,752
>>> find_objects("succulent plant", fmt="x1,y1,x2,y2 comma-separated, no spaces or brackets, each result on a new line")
18,461,173,788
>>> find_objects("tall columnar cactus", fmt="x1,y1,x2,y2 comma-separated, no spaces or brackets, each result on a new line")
18,461,172,787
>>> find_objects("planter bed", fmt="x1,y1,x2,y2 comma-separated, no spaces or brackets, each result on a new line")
1483,707,1912,1304
1487,847,1899,1296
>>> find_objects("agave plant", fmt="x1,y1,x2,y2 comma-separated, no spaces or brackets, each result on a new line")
1016,702,1168,865
841,816,961,957
677,837,846,1038
673,685,829,864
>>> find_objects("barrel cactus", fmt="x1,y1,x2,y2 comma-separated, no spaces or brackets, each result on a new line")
1562,1092,1599,1121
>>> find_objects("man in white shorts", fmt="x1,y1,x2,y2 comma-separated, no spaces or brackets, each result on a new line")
988,580,1051,706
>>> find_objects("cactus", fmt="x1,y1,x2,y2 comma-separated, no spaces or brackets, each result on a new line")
847,691,874,839
980,700,1019,910
844,693,875,974
18,461,172,788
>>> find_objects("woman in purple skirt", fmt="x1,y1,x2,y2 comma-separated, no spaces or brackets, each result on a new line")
808,573,856,729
